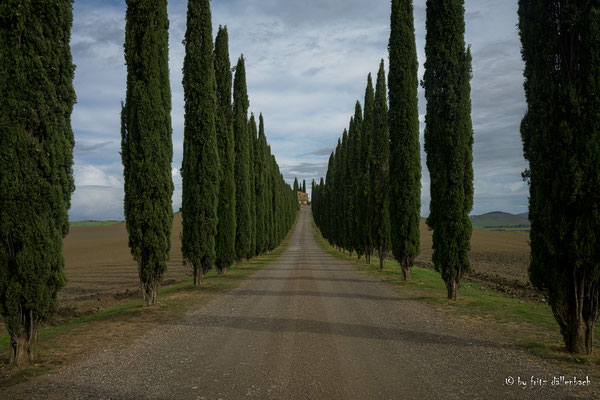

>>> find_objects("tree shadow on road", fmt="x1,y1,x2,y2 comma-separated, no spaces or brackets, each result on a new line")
173,314,512,351
223,289,411,302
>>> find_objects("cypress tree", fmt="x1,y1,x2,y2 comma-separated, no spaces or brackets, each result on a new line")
325,151,336,246
388,0,421,281
266,146,275,251
370,60,391,271
214,26,236,275
361,74,375,263
0,0,75,365
293,177,299,193
302,180,306,193
233,56,251,268
248,113,257,258
423,0,474,300
121,0,174,306
333,138,343,249
255,114,268,255
181,0,219,285
340,130,350,251
351,101,364,258
519,0,600,354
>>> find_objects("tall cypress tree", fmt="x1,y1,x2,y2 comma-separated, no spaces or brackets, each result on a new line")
233,56,251,267
361,74,375,263
293,177,299,192
264,145,273,251
519,0,600,354
388,0,421,281
370,60,391,271
351,101,364,258
214,26,236,275
302,180,306,193
121,0,173,306
181,0,219,285
423,0,473,300
0,0,75,365
255,114,268,255
339,130,349,251
247,113,257,258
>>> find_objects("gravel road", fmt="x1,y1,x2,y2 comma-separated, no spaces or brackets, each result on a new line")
6,206,596,399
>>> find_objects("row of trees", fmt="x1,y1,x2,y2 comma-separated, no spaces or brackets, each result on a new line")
316,0,600,355
312,61,392,271
293,178,307,193
123,0,297,306
312,0,438,288
0,0,296,365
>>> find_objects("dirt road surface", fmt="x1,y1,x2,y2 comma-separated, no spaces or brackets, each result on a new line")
6,207,595,399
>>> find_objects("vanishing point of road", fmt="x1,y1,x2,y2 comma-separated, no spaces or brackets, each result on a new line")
7,207,594,399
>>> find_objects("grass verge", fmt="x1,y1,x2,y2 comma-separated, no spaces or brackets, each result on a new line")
0,215,297,388
311,219,600,369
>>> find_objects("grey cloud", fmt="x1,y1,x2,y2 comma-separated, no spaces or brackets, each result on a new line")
75,141,115,154
68,0,531,219
298,147,335,157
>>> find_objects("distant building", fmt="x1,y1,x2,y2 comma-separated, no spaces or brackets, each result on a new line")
297,191,308,205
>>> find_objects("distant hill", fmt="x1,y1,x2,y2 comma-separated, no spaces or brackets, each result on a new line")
469,211,530,232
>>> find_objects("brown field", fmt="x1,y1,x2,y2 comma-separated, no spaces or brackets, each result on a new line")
416,219,537,300
55,213,190,322
1,214,534,333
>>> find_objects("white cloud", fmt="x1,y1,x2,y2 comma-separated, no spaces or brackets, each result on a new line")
74,164,121,188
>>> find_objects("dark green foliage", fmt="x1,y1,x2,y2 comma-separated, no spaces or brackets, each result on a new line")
293,177,299,192
265,145,275,251
350,101,364,256
519,0,600,354
214,26,232,125
233,56,251,266
302,180,306,193
254,114,268,255
388,0,421,281
0,0,75,365
361,74,376,263
181,0,219,285
423,0,473,300
248,113,257,258
122,0,174,307
333,138,343,248
214,26,236,275
370,60,391,271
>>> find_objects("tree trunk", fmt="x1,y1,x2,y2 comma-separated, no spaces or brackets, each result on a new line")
193,264,198,286
236,259,242,268
564,319,591,354
150,281,157,305
198,269,205,286
9,309,38,366
402,259,412,281
378,253,385,271
141,279,158,307
358,253,362,260
447,279,458,301
560,279,597,355
141,281,148,307
366,253,371,264
218,267,227,275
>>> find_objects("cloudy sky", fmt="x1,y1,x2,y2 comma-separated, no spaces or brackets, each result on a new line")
69,0,528,221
